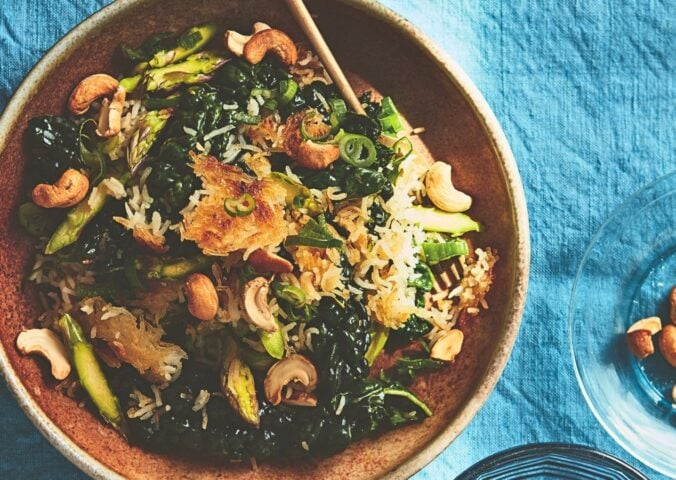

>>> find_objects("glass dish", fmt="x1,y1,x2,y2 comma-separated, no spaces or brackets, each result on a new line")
569,171,676,478
456,443,648,479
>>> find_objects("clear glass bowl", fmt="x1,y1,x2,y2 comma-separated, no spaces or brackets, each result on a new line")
456,443,648,479
569,171,676,478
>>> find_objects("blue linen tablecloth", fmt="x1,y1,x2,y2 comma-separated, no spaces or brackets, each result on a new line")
0,1,673,478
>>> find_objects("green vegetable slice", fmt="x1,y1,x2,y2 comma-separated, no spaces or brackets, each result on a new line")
278,78,298,104
401,206,482,236
272,282,306,308
364,324,389,366
258,319,286,360
148,23,218,69
224,193,256,217
338,133,377,168
422,239,469,264
58,314,125,431
146,255,211,279
378,96,403,135
300,111,332,141
285,215,343,249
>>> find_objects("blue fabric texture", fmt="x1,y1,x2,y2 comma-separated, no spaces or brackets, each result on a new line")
0,1,673,478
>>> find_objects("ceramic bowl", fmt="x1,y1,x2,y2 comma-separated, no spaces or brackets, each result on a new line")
0,0,529,478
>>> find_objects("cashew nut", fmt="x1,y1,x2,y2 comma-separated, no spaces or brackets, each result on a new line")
224,22,270,57
296,141,340,170
16,329,71,380
670,286,676,324
68,73,119,115
96,86,126,138
244,29,298,66
248,249,293,273
31,168,89,208
282,112,339,170
185,273,219,321
627,316,662,335
242,277,277,332
264,354,318,406
626,330,654,360
425,162,472,213
626,316,662,359
658,324,676,367
430,329,463,362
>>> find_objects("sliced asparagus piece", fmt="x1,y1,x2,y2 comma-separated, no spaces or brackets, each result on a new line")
127,108,173,172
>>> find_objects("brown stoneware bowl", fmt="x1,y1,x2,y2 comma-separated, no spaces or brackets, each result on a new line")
0,0,529,478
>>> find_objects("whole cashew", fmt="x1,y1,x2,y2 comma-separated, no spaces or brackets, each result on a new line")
96,86,127,138
32,168,89,208
185,273,219,321
425,162,472,213
244,29,298,66
16,329,71,380
224,22,271,57
430,329,463,362
659,324,676,367
68,73,119,115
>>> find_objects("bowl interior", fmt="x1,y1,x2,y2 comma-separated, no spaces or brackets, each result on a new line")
0,0,526,478
570,171,676,478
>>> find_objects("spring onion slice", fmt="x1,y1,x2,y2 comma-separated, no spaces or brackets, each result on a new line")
422,239,469,264
278,78,298,104
272,282,306,308
338,133,377,168
224,193,256,217
379,96,403,135
262,98,278,111
300,111,331,141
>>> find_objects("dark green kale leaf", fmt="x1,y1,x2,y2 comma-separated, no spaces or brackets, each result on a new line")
24,116,80,185
389,315,432,347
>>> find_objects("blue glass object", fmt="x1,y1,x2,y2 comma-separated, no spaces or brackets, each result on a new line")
569,172,676,478
457,443,648,479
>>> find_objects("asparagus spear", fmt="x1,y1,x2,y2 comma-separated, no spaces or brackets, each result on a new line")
127,108,173,172
148,23,219,69
58,314,126,432
44,174,129,255
144,51,226,92
145,255,212,279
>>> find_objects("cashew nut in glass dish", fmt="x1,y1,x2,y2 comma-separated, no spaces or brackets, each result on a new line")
626,316,662,359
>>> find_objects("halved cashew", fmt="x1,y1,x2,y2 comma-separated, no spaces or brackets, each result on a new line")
264,354,318,406
242,277,277,332
224,22,271,57
670,286,676,324
185,273,219,321
248,249,293,273
627,316,662,335
32,168,89,208
96,86,127,138
296,141,340,170
425,162,472,213
244,29,298,66
68,73,119,115
658,324,676,367
16,329,71,380
626,316,662,359
430,329,463,362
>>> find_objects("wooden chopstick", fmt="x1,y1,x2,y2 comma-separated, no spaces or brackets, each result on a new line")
285,0,366,114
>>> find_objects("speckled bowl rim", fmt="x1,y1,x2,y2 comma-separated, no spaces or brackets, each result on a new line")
0,1,530,478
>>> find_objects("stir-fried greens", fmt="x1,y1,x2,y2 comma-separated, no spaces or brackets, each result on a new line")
17,21,498,462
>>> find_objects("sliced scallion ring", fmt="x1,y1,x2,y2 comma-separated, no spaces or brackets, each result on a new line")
275,284,306,308
278,79,298,104
338,133,377,168
224,193,256,217
393,136,413,161
262,98,278,111
300,111,331,141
